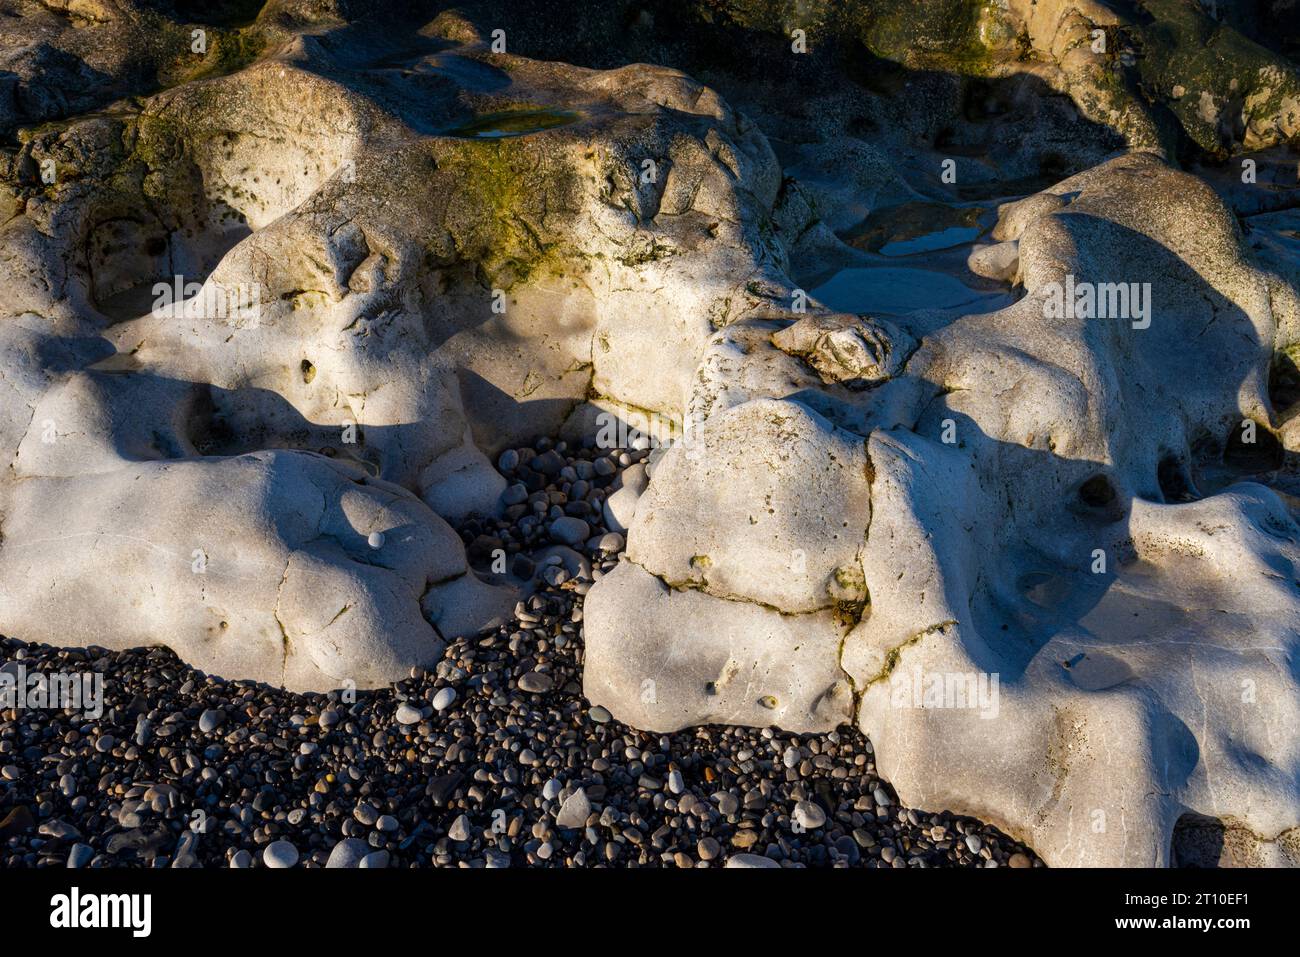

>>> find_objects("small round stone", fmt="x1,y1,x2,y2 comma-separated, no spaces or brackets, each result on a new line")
793,800,827,830
664,769,683,795
367,530,385,549
67,843,94,868
326,838,369,869
548,517,590,546
263,840,299,869
715,792,740,817
596,532,625,553
517,671,553,693
432,687,456,711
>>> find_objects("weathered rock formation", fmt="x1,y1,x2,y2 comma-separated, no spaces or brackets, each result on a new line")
3,0,1300,867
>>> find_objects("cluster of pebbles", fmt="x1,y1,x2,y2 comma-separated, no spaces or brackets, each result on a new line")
0,436,1041,868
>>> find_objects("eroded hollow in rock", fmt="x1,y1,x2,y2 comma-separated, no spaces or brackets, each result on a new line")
1223,420,1285,473
1172,813,1228,868
1157,455,1197,504
1078,474,1117,508
85,202,252,321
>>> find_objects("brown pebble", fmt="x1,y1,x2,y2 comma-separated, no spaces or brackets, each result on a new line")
0,805,35,840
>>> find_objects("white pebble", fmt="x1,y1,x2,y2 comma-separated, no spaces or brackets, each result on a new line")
263,840,299,869
432,687,456,711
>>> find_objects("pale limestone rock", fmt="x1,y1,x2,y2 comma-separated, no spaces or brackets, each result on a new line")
966,241,1020,282
627,398,871,613
583,561,852,734
601,463,648,535
771,313,914,387
586,153,1300,867
0,450,512,691
0,17,787,692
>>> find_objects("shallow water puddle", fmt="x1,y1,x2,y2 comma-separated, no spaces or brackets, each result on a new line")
443,108,580,139
842,201,986,256
371,51,510,93
1246,208,1300,258
811,266,1007,316
879,225,983,257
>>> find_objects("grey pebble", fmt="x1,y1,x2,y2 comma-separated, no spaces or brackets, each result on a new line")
432,687,456,711
793,800,826,830
263,840,299,868
326,838,370,869
448,814,473,842
548,516,590,546
517,671,553,693
66,843,94,868
555,788,591,829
